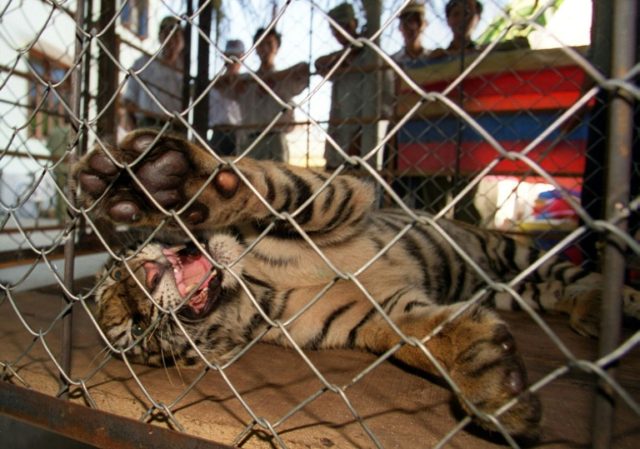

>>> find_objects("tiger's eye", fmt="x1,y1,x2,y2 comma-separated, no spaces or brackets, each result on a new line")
113,270,122,280
131,323,145,338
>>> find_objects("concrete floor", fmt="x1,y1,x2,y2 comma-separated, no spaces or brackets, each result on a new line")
0,282,638,449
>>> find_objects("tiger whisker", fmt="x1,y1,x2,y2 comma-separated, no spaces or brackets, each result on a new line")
88,344,112,369
169,324,187,384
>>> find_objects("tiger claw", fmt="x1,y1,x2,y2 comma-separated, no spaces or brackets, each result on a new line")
108,201,141,223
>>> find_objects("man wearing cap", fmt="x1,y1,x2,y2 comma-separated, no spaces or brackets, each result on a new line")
208,39,245,156
315,2,394,170
388,1,433,210
122,16,185,132
217,27,309,162
392,1,430,67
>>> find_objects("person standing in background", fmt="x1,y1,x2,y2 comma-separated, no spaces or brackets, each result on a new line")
219,27,309,162
121,16,185,133
430,0,484,59
425,0,483,224
209,39,245,156
389,1,433,209
392,1,431,67
316,2,394,171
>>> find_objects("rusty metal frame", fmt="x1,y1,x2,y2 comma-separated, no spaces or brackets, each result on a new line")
0,382,232,449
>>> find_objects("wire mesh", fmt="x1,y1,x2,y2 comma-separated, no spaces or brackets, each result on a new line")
1,1,639,448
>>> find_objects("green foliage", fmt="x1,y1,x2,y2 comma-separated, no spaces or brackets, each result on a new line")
477,0,565,45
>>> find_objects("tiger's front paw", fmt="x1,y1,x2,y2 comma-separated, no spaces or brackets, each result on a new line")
447,308,542,439
75,130,240,227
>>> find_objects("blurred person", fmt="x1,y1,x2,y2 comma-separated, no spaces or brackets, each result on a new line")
431,0,484,59
121,16,185,132
388,1,435,210
391,0,430,67
209,39,244,156
46,123,72,221
316,2,394,170
219,27,309,162
421,0,483,224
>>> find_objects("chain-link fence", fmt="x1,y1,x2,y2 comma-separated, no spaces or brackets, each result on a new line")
1,0,639,448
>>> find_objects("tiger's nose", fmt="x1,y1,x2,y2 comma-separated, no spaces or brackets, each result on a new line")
143,261,165,291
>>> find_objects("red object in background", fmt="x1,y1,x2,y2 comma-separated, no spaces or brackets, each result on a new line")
397,140,586,176
396,49,590,177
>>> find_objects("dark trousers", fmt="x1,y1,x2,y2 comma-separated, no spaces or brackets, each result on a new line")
210,128,237,156
579,90,640,271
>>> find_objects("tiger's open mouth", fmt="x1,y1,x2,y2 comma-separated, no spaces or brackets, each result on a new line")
144,244,222,320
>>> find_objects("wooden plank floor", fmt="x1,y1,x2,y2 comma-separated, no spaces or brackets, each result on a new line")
1,283,638,448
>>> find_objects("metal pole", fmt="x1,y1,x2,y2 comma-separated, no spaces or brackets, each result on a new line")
60,0,90,399
592,1,637,448
452,50,465,221
96,0,117,137
362,0,382,175
193,0,212,139
182,0,193,113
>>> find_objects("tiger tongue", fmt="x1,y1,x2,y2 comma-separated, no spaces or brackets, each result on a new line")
177,255,214,298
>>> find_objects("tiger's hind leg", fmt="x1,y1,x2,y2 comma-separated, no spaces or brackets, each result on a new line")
489,277,640,337
489,280,600,337
356,303,541,439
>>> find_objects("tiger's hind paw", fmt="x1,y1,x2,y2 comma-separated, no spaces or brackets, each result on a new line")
568,290,601,338
446,307,542,439
563,281,640,337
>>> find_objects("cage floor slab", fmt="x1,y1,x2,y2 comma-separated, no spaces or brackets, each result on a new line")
1,282,638,449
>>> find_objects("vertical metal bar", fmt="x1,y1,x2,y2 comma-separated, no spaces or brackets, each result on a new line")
59,0,89,399
96,0,117,137
182,0,193,112
362,0,382,175
193,0,212,139
452,49,465,220
592,1,637,448
304,3,314,168
76,0,93,245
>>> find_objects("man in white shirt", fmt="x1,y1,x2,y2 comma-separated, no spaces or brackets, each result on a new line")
216,28,309,162
240,28,309,162
121,16,185,132
209,39,244,156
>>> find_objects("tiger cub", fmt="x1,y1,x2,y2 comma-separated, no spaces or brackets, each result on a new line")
74,129,639,439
